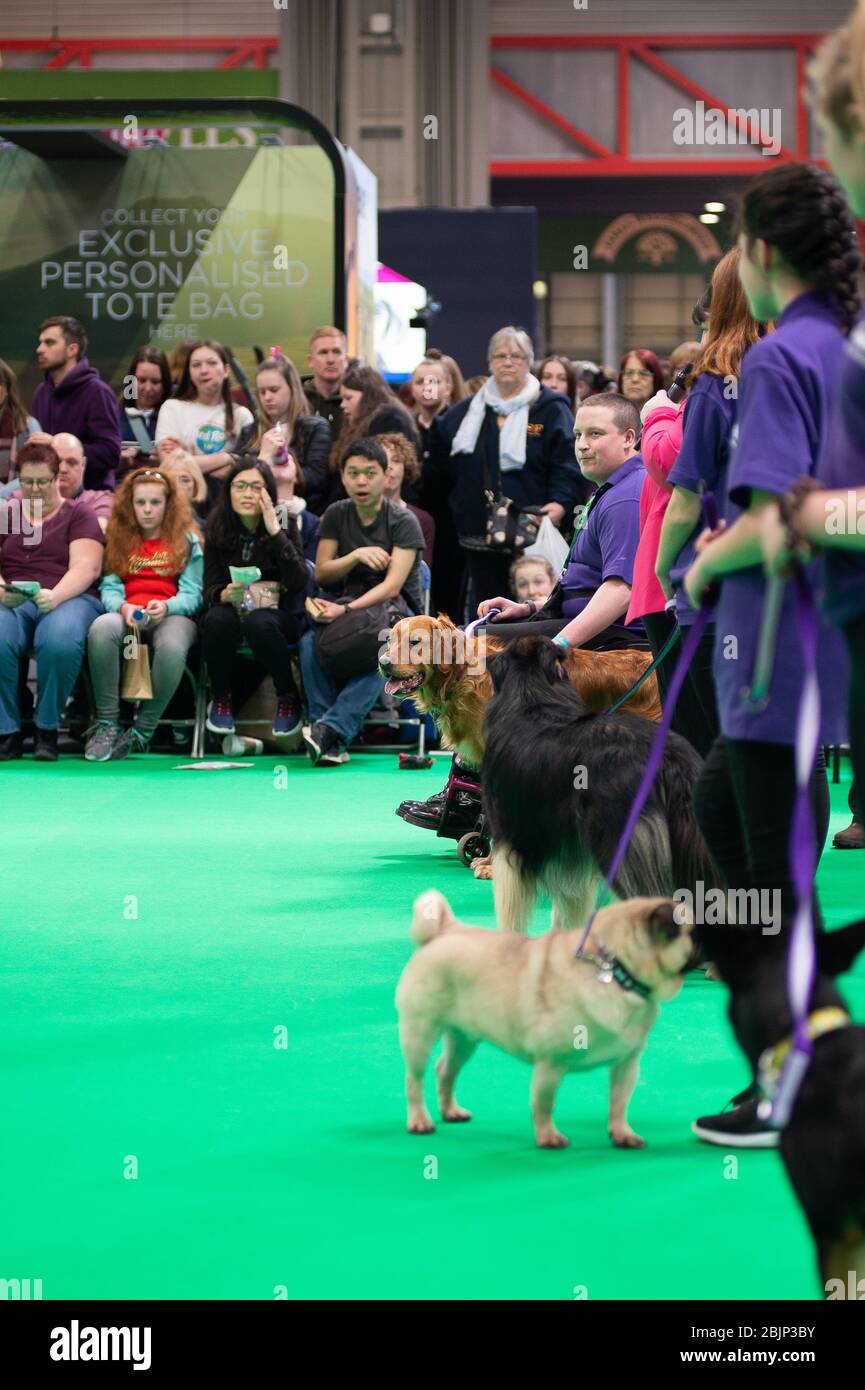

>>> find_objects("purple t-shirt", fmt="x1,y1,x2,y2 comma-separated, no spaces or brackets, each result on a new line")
561,452,645,634
667,373,737,627
816,309,865,627
0,495,104,591
715,291,848,745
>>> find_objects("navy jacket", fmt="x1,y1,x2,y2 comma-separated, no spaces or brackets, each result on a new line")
427,386,588,537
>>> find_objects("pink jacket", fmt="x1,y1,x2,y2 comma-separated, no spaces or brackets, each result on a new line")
626,402,684,624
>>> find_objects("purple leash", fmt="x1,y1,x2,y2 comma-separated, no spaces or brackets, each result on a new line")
761,568,821,1128
576,491,718,956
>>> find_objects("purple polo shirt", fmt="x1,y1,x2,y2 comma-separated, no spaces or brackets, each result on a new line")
668,372,737,627
0,495,104,591
561,452,645,634
816,308,865,627
715,291,848,745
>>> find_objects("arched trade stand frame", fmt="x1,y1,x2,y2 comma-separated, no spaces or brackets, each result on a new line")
0,97,377,399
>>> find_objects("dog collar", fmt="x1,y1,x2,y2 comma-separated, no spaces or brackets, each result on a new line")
757,1006,851,1100
579,938,652,1000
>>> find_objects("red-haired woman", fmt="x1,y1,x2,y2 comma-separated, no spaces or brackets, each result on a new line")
617,348,665,414
84,467,202,761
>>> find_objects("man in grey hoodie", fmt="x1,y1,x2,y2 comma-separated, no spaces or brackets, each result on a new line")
31,317,121,490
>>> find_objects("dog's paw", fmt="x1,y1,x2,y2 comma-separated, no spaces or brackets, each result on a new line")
407,1109,436,1135
535,1127,570,1149
609,1127,645,1149
441,1104,472,1123
472,857,493,881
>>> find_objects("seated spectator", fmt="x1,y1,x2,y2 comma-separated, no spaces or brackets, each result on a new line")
300,438,424,766
666,341,701,389
84,468,202,761
0,358,40,482
427,324,586,612
408,355,464,469
32,317,121,490
160,450,208,532
202,457,308,739
271,445,320,567
155,339,255,490
378,432,435,569
168,339,196,390
617,348,665,415
510,554,556,609
327,365,418,506
302,326,348,438
0,441,104,760
574,361,616,401
1,431,114,531
409,356,464,622
477,394,649,651
252,353,331,515
117,347,172,478
538,354,578,412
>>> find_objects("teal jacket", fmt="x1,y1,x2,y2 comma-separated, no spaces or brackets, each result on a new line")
100,532,203,617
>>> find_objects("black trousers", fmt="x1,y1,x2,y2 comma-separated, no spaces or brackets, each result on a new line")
642,609,718,759
461,548,513,620
694,737,831,931
843,612,865,822
202,604,300,702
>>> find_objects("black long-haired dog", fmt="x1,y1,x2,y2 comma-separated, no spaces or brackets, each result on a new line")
696,917,865,1294
483,636,719,932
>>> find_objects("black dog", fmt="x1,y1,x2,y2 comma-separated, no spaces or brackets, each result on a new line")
482,636,719,931
697,917,865,1294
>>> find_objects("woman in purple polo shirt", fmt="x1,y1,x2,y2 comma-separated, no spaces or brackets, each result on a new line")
684,162,860,1147
758,21,865,851
0,441,104,761
655,247,764,756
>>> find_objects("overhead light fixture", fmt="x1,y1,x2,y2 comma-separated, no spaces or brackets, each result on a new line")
532,279,549,299
704,201,726,213
699,213,720,225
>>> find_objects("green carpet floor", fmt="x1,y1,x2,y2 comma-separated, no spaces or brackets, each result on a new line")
1,751,862,1301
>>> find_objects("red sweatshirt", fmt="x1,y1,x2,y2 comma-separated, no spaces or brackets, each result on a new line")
121,537,180,606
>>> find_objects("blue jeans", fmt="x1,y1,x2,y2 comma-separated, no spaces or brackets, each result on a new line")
0,594,103,732
299,628,384,746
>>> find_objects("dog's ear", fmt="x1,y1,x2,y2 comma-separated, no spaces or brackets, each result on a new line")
647,900,680,942
816,917,865,977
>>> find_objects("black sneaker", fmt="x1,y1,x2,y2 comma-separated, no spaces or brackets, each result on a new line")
33,728,59,762
0,731,23,760
273,695,303,738
692,1084,779,1148
396,786,481,833
303,721,339,765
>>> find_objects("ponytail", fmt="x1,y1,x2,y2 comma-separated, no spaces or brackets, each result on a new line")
736,163,861,334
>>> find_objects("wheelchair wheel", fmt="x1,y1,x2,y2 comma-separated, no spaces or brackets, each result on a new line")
457,831,491,867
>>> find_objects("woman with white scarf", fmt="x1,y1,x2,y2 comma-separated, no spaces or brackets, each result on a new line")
427,326,586,615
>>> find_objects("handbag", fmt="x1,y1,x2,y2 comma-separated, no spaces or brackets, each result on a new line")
121,623,153,700
248,580,281,609
315,597,407,681
458,412,545,555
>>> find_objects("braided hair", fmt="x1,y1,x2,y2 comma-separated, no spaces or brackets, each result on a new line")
736,162,861,334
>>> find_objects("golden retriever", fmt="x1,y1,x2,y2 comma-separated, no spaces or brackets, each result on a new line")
379,613,660,771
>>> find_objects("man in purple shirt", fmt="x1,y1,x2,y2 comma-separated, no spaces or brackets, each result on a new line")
477,394,649,651
31,317,121,491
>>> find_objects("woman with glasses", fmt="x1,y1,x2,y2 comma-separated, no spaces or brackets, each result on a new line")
83,468,202,761
617,349,665,414
201,457,309,739
427,325,587,611
0,441,104,761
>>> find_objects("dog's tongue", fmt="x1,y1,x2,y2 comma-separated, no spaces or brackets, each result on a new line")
384,677,402,695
